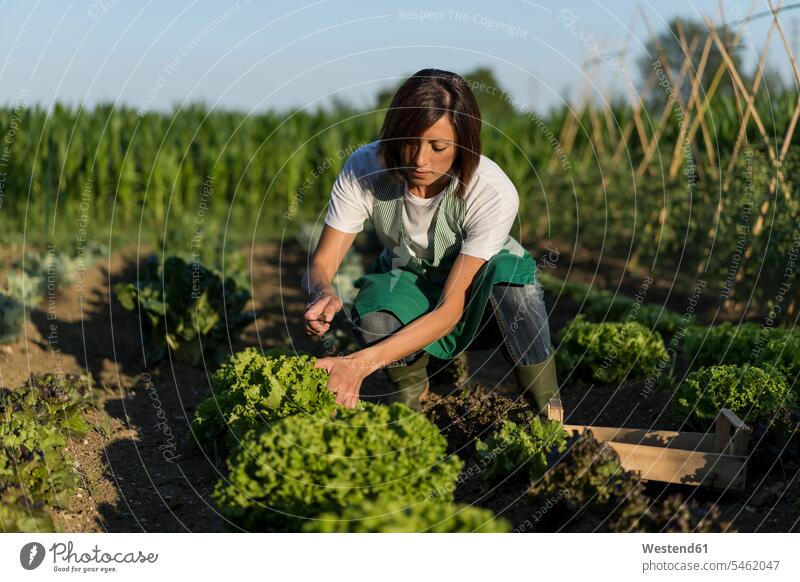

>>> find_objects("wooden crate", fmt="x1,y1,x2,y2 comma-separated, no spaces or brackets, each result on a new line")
546,398,750,491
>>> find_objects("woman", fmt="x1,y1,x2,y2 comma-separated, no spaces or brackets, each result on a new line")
303,68,558,414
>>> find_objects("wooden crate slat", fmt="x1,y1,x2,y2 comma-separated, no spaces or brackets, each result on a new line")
562,424,714,453
605,441,747,491
547,399,749,490
547,397,564,423
714,408,751,456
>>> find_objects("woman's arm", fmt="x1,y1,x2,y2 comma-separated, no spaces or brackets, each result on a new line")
315,253,487,407
353,253,487,373
302,224,358,337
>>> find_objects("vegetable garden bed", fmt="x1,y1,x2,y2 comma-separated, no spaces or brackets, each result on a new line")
0,241,797,533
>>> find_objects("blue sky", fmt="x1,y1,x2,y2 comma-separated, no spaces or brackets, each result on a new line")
0,0,795,114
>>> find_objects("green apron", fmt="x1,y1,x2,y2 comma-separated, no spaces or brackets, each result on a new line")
351,172,537,360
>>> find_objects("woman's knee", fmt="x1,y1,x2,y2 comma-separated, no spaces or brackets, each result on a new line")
351,309,403,346
350,308,426,367
491,281,548,325
490,281,553,365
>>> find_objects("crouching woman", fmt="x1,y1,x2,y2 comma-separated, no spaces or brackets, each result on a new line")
303,68,558,415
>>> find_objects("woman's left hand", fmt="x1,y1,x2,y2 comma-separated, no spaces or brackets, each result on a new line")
314,355,371,408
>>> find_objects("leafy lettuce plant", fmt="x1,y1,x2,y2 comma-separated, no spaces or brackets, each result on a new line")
682,323,800,401
476,418,567,485
20,249,80,295
0,374,95,531
527,430,644,530
115,255,251,365
556,315,668,383
213,402,463,531
189,348,336,454
675,364,795,428
424,385,534,456
302,498,510,533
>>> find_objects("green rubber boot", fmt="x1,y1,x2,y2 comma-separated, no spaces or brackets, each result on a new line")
513,351,560,417
383,352,431,411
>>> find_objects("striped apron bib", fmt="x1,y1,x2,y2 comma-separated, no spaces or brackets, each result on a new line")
351,172,537,360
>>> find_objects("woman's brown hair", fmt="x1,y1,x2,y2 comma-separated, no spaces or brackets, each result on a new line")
377,69,482,199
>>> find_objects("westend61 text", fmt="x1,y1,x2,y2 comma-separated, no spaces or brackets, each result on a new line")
642,543,708,554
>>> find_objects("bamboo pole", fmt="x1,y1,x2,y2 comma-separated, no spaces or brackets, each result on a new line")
721,0,781,192
697,3,783,280
707,15,781,302
610,12,648,166
630,12,705,270
636,34,704,177
766,0,800,164
730,0,800,296
623,71,653,157
639,8,710,180
707,14,783,295
676,22,719,180
597,37,621,153
692,13,782,277
705,18,779,165
587,93,608,160
669,3,757,178
611,67,660,166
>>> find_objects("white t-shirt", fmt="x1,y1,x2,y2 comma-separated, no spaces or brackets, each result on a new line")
323,141,520,261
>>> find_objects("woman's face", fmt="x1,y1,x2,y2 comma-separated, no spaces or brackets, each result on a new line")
402,115,457,188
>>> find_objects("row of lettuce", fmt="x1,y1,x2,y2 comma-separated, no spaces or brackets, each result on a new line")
186,348,732,532
556,316,798,428
11,242,797,436
0,245,115,532
187,348,508,532
114,254,800,431
542,273,800,430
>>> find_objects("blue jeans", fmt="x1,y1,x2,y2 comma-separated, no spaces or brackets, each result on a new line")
350,281,553,368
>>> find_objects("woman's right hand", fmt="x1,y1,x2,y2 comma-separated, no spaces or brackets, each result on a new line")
304,290,343,337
